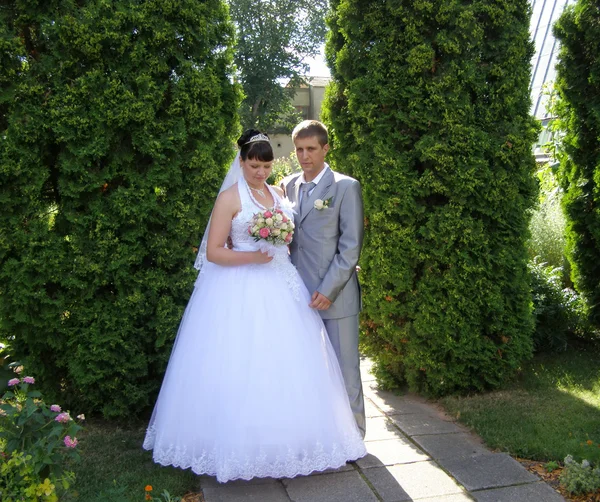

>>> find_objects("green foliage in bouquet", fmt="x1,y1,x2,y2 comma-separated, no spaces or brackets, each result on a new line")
323,0,538,395
0,0,239,417
553,0,600,331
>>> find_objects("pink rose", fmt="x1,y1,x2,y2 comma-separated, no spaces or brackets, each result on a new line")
55,412,71,423
259,227,270,238
7,378,20,387
275,209,283,214
263,210,273,218
285,233,293,243
23,376,35,384
64,436,78,448
282,216,288,223
50,404,61,413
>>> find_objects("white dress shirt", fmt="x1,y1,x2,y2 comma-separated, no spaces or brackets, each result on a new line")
299,164,330,204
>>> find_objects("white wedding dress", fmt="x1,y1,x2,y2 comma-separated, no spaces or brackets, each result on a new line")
143,176,366,483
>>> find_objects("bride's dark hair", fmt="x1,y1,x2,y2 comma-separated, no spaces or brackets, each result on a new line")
237,129,274,162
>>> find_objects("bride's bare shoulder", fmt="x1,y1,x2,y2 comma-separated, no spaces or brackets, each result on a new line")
215,184,241,212
218,183,239,199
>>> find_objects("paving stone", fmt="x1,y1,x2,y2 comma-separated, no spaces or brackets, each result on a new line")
412,433,489,460
413,495,476,502
202,480,291,502
361,369,377,383
359,356,375,374
363,461,465,501
357,437,430,468
283,469,378,502
307,463,355,475
200,475,280,488
364,383,433,415
472,481,565,502
440,453,538,491
365,397,385,418
364,416,405,442
390,413,463,436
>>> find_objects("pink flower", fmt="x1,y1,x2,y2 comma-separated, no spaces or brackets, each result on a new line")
285,233,293,243
64,436,78,448
275,209,283,214
282,216,288,223
263,210,273,218
22,376,35,384
259,227,270,238
55,412,71,423
7,378,20,387
50,405,61,413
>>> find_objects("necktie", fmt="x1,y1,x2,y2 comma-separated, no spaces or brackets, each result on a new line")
300,182,316,216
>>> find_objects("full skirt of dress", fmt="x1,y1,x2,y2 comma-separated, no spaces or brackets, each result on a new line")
143,257,367,483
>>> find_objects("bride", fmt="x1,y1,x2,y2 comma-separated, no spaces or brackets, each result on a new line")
143,129,366,483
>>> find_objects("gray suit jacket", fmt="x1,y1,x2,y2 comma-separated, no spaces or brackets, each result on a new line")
282,168,364,320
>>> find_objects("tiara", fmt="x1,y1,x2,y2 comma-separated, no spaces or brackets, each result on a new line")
244,133,270,145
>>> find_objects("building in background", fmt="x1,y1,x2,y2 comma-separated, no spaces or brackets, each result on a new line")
530,0,571,161
270,76,330,159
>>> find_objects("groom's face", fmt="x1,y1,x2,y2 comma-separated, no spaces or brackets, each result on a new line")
294,136,329,182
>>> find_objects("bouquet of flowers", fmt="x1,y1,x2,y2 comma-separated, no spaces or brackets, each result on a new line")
248,208,295,245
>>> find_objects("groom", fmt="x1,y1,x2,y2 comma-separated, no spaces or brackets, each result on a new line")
282,120,366,437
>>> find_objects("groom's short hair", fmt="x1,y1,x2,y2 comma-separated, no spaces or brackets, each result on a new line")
292,120,328,147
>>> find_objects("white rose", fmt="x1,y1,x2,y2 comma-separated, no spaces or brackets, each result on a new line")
257,217,265,224
272,228,281,236
314,199,324,210
275,213,283,222
265,217,273,226
281,231,288,239
288,221,295,229
252,225,259,234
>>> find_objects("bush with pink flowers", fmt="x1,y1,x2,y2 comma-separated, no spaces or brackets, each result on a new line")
0,367,84,499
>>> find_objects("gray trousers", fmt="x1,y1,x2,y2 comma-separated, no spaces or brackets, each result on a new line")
323,315,366,438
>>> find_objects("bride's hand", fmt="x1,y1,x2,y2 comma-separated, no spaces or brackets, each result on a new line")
252,250,273,264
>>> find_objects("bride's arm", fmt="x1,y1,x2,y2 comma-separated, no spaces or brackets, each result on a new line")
206,188,272,266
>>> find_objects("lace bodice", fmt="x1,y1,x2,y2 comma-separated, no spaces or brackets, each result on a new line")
230,177,289,248
228,178,302,300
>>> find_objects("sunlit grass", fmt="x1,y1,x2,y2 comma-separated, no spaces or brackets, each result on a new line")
441,344,600,463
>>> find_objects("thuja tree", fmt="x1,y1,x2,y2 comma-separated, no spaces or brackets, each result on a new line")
0,0,239,417
323,0,538,395
553,1,600,330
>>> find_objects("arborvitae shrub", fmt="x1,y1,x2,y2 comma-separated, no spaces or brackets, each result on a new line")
323,0,538,395
0,0,239,417
554,0,600,331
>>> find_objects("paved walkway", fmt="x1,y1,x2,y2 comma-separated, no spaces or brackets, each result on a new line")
199,358,565,502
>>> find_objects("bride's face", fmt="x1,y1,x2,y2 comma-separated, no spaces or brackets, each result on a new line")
241,157,273,186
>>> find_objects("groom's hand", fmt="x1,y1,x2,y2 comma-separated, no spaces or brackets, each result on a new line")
310,291,332,310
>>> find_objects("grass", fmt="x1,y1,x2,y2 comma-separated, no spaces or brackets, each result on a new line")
440,342,600,464
68,419,200,501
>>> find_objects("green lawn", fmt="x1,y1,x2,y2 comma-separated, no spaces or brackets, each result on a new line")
440,343,600,464
69,420,200,501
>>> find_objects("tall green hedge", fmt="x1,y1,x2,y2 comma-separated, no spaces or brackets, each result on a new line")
323,0,538,395
0,0,239,417
554,1,600,330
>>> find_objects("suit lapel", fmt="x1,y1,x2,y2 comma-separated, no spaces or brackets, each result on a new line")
300,169,334,223
290,175,302,212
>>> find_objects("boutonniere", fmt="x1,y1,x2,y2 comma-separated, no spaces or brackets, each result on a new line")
314,197,333,210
